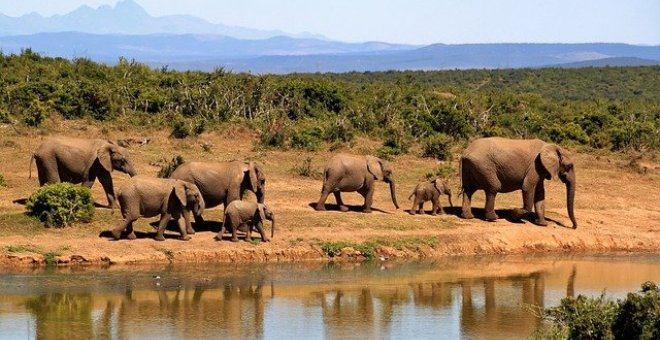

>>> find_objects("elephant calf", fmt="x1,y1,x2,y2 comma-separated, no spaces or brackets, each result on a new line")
216,201,275,242
408,179,453,215
112,176,205,241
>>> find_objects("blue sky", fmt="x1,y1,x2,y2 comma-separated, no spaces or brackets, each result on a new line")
1,0,658,45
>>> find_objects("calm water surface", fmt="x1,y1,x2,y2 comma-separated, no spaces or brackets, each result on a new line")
0,254,659,339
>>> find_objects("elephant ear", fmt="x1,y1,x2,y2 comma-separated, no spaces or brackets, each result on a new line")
247,161,259,191
539,144,561,179
257,203,266,221
173,183,187,206
97,144,113,172
433,179,442,192
366,156,383,181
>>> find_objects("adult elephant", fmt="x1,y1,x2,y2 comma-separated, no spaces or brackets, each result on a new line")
460,137,577,228
31,137,137,208
169,160,265,224
315,154,399,213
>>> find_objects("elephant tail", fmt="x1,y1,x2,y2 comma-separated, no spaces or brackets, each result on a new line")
457,156,464,197
408,191,415,200
28,154,35,179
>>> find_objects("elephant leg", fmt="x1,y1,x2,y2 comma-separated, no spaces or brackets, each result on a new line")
418,202,424,215
533,183,548,226
359,186,374,213
215,216,227,241
484,191,499,221
409,197,417,215
183,210,195,235
254,221,269,242
461,189,475,219
125,221,136,240
97,171,117,208
37,159,60,185
176,217,191,241
155,214,171,241
111,218,134,240
243,223,253,242
315,182,333,211
229,216,240,242
333,191,349,212
431,199,441,215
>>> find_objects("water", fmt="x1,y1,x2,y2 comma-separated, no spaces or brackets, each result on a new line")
0,254,658,339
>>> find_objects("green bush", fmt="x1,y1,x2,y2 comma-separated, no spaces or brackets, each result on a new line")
259,129,287,148
0,173,6,187
26,183,94,228
292,157,322,178
422,133,454,160
157,155,185,178
543,293,618,339
290,128,322,151
538,282,660,340
613,282,660,340
424,164,455,180
22,99,49,127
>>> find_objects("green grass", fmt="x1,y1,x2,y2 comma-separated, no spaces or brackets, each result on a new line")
0,213,45,236
3,244,67,266
319,236,440,260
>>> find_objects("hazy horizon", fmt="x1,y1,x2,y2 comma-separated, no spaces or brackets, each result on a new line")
0,0,658,45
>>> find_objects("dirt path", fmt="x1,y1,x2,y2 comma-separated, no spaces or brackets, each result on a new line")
1,123,659,267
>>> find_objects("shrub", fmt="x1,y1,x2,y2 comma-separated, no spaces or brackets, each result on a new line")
292,157,322,178
613,282,660,340
170,119,205,139
0,174,6,187
290,128,322,151
424,164,455,180
26,183,94,228
0,109,11,124
259,129,287,148
537,282,660,340
542,293,618,340
422,133,454,160
22,99,49,127
157,155,185,178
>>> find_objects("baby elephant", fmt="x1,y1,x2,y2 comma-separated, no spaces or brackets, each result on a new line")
216,201,275,242
112,176,205,241
408,179,453,215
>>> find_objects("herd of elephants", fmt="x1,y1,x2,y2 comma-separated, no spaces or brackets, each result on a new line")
29,135,577,242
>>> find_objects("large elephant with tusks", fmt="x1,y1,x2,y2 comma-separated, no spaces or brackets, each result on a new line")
460,137,577,228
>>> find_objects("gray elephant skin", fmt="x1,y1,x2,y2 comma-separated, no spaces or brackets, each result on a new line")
170,160,265,224
408,179,453,215
112,176,205,241
216,201,275,242
31,137,137,208
315,154,399,213
460,137,577,228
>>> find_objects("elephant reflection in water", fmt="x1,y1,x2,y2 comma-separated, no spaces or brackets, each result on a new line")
112,278,268,338
318,287,411,339
25,293,95,339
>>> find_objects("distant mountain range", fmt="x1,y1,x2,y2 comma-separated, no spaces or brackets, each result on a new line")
1,0,659,73
0,0,324,40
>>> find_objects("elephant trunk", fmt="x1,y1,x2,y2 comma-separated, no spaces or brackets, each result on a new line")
564,171,577,229
194,197,205,217
388,180,399,209
125,161,137,177
270,216,275,239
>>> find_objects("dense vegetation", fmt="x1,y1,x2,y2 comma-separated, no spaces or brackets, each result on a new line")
26,183,95,228
535,282,660,339
2,50,659,157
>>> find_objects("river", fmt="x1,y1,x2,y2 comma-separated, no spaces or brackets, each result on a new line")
0,254,658,339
